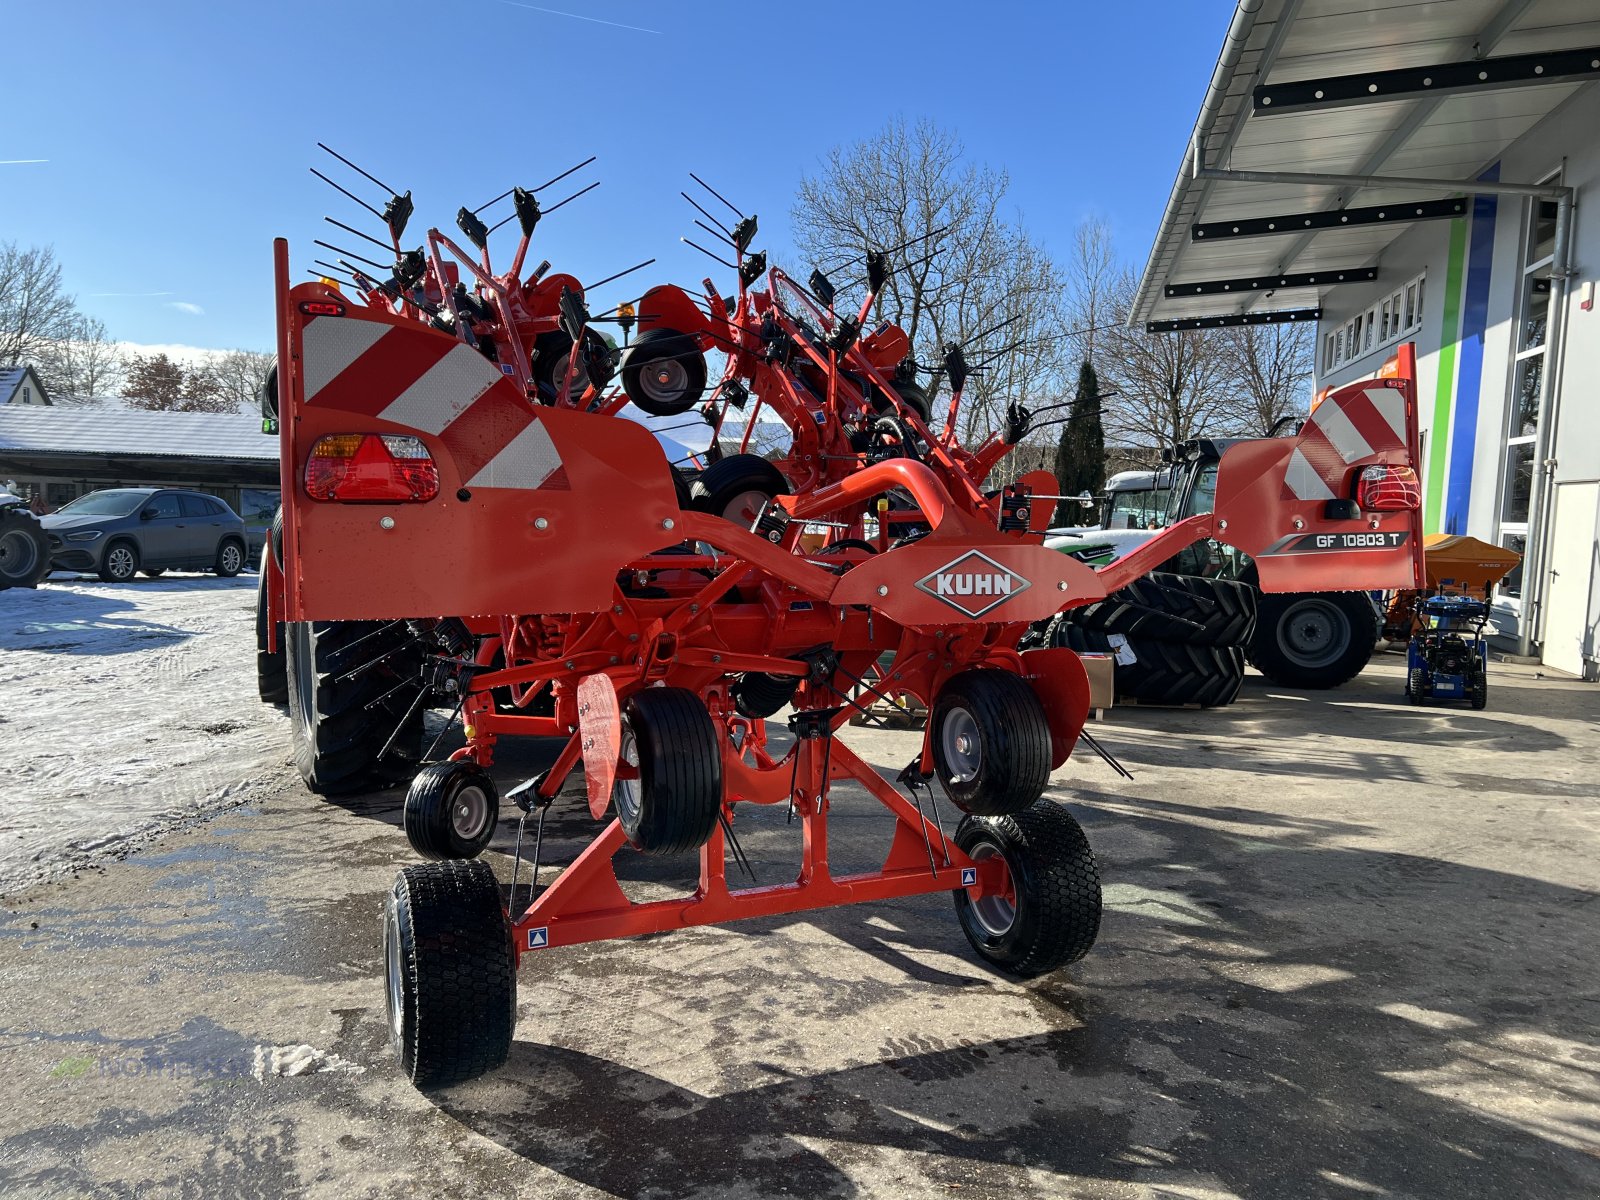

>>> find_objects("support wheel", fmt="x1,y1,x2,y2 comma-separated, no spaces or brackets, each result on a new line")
1407,668,1429,705
731,671,799,719
931,669,1052,816
1470,669,1488,711
384,859,516,1090
689,454,789,527
620,328,707,416
614,688,722,854
953,801,1101,978
405,761,501,860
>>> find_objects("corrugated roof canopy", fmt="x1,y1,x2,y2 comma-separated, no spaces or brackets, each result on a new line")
0,407,277,460
1133,0,1599,328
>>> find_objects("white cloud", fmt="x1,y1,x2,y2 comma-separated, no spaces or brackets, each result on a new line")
165,301,205,316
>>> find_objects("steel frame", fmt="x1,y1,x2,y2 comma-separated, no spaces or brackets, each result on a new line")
1146,308,1322,333
1164,267,1376,298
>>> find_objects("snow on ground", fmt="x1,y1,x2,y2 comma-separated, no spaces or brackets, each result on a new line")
0,573,286,895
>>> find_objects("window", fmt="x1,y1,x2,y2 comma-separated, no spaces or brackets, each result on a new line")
146,493,182,519
180,494,213,518
45,483,76,509
1325,270,1427,370
1496,175,1561,609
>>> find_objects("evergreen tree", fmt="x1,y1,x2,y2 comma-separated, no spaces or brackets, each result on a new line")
1053,359,1106,525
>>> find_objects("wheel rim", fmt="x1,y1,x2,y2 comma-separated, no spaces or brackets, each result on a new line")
384,901,405,1043
612,729,641,827
221,543,241,573
967,842,1017,937
639,357,689,405
940,705,982,784
721,488,774,527
0,529,39,580
107,545,135,579
451,783,491,841
1276,598,1351,669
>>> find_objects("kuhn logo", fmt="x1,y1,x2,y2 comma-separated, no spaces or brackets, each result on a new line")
914,551,1031,618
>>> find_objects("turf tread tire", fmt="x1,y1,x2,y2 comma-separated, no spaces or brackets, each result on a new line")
385,859,515,1090
953,802,1102,978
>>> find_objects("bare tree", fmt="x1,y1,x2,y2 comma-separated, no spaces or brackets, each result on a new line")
1062,217,1118,366
37,315,125,400
1098,268,1236,457
1218,322,1314,436
0,243,79,370
791,118,1071,475
203,349,277,413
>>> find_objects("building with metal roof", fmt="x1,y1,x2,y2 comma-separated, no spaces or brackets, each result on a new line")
1134,0,1599,678
0,406,280,543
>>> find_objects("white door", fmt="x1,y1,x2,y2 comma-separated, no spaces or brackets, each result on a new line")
1541,481,1599,679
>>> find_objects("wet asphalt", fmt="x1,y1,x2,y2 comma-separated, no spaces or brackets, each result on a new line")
1,657,1597,1199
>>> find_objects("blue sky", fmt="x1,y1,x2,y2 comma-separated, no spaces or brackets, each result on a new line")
1,1,1229,352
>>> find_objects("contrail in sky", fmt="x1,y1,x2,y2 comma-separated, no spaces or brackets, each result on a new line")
90,291,175,298
493,1,662,35
1,159,49,165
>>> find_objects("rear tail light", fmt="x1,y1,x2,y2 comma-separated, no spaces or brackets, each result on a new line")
305,434,439,502
1357,464,1420,511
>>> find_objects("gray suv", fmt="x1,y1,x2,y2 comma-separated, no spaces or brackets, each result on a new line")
41,488,249,582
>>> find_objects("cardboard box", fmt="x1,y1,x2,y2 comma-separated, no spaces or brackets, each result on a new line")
1077,653,1114,711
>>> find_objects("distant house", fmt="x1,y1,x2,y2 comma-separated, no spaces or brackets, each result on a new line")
0,365,51,407
0,405,279,552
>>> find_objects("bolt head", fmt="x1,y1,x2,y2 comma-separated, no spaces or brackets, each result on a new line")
1057,581,1067,591
877,585,889,596
534,516,549,530
662,517,676,531
379,516,395,530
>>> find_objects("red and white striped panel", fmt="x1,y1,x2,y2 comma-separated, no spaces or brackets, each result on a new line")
1285,383,1409,502
300,316,562,490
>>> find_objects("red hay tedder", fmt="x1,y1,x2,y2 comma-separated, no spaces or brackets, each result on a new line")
258,159,1425,1088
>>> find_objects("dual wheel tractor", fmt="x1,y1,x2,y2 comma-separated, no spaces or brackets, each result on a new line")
259,151,1428,1088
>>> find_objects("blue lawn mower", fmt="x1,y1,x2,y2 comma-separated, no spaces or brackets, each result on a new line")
1406,592,1490,709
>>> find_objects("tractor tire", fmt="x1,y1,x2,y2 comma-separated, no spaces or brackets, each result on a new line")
270,508,284,569
384,859,516,1090
953,801,1101,978
619,328,707,416
614,688,722,854
285,620,423,795
1058,571,1257,647
1050,625,1245,708
731,671,799,719
256,563,288,705
404,760,500,860
689,454,789,527
0,506,50,590
1248,591,1377,690
931,669,1052,817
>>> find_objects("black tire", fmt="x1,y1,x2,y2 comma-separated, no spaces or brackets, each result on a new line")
256,564,288,704
532,329,608,404
1051,624,1245,707
1408,668,1429,706
614,688,722,854
0,506,50,590
270,507,284,569
215,537,245,578
689,454,789,527
384,859,516,1090
1063,572,1257,647
931,669,1052,817
731,671,799,719
1248,591,1377,689
142,568,166,578
620,328,707,416
889,380,932,424
285,620,424,795
405,761,500,860
953,801,1101,978
98,539,139,583
1471,669,1488,711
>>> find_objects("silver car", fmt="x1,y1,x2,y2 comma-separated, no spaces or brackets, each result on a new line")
41,488,249,582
